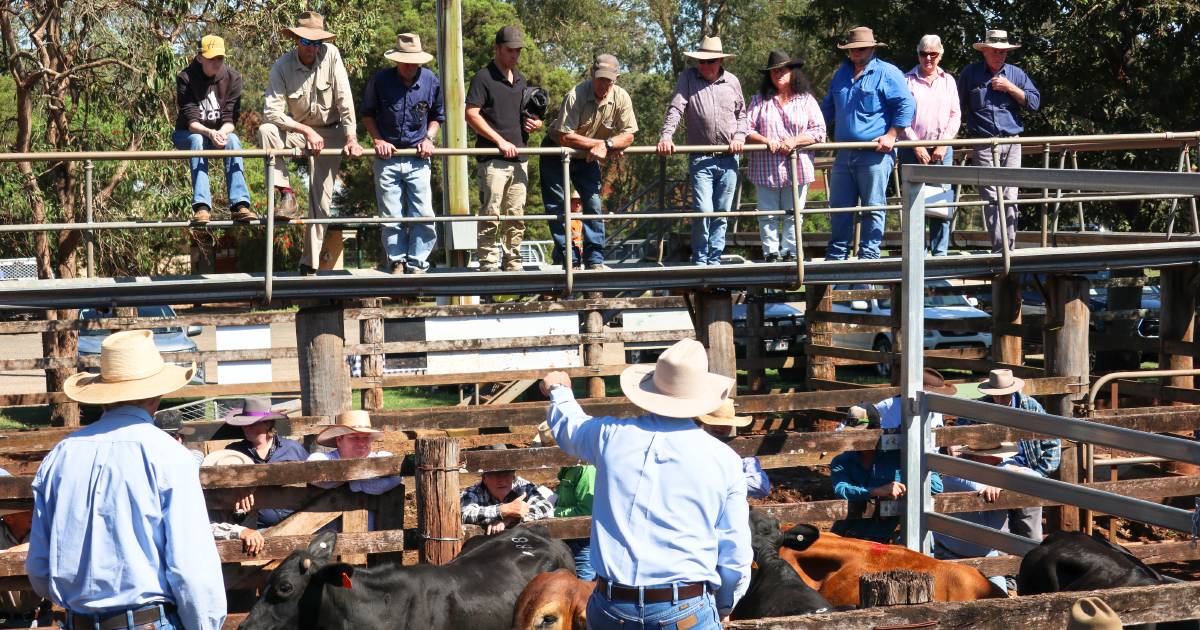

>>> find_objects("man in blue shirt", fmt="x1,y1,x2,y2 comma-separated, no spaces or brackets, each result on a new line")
363,33,445,275
541,338,751,630
958,30,1041,253
27,330,225,630
820,27,914,261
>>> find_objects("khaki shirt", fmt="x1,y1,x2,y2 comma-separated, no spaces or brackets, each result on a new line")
551,81,638,141
264,44,356,137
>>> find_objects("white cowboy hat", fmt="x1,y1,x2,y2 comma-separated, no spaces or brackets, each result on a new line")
315,409,382,447
63,330,194,405
384,33,433,65
201,448,255,468
223,396,287,426
684,36,735,61
620,339,734,418
282,11,336,42
962,441,1020,460
973,29,1022,51
1066,597,1122,630
698,398,752,428
978,368,1025,396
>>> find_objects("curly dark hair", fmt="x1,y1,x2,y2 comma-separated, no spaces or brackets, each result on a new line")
759,65,812,98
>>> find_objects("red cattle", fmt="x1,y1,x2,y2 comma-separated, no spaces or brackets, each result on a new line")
511,569,594,630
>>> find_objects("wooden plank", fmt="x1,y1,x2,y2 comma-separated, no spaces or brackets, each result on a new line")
345,296,686,320
961,538,1200,576
0,310,299,334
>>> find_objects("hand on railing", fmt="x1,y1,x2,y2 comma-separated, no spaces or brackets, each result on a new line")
656,139,676,156
343,138,364,157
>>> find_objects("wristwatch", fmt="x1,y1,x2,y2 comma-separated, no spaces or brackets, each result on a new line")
604,138,614,150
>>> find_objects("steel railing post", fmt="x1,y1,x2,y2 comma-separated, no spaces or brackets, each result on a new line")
562,149,573,295
85,159,95,276
788,152,807,286
993,141,1011,275
264,154,276,304
900,164,928,552
1041,143,1050,247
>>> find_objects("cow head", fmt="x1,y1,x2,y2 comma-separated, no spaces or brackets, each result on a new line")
779,523,820,552
239,531,339,630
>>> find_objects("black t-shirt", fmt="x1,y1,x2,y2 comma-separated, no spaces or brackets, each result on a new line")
465,60,528,162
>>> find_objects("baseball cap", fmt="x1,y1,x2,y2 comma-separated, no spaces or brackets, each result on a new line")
199,35,226,59
593,54,620,80
494,26,525,49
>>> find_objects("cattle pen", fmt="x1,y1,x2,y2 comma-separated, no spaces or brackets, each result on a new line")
1,131,1200,628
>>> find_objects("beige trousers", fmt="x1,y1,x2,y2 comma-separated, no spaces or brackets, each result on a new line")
476,159,528,270
259,123,347,269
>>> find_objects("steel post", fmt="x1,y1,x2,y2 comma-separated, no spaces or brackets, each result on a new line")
788,153,807,285
85,159,95,276
264,156,276,304
899,166,929,552
562,150,574,295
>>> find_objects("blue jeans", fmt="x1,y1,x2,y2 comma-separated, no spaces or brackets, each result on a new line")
374,156,436,270
689,154,739,265
587,586,720,630
66,604,180,630
825,149,893,260
566,538,594,580
539,142,605,266
171,130,251,211
898,147,955,256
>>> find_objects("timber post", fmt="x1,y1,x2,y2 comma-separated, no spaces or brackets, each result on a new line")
889,284,903,385
416,437,461,565
697,290,736,379
359,298,385,411
805,284,835,386
991,274,1023,366
585,308,606,398
859,570,935,607
1043,274,1091,532
296,302,351,419
1098,270,1143,370
746,288,766,392
1158,265,1198,476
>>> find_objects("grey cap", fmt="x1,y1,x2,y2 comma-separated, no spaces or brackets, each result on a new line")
495,25,525,49
593,54,620,80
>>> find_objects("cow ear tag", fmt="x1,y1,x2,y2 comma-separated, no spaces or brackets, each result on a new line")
341,570,353,588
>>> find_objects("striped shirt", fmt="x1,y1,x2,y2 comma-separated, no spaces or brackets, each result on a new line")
903,66,961,142
746,92,826,188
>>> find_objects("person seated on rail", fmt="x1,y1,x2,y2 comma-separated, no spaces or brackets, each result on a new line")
460,444,556,535
307,410,403,530
222,396,309,529
695,399,772,499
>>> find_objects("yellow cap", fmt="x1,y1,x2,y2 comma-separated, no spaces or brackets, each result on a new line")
199,35,226,59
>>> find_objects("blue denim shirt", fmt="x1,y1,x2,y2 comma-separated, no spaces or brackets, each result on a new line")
829,447,943,543
362,66,445,148
958,61,1040,137
821,56,915,143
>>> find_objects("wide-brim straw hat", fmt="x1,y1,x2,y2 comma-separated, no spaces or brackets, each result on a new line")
684,36,735,60
620,339,734,419
973,29,1021,51
283,11,336,42
201,449,255,467
838,26,886,49
978,368,1025,396
63,330,194,405
1066,597,1122,630
698,398,751,427
316,409,382,447
384,33,433,65
963,441,1020,460
224,396,287,426
922,368,958,395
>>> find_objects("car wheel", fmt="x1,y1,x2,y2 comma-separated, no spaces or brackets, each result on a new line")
873,336,893,378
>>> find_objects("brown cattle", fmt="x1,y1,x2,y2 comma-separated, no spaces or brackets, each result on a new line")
778,524,1006,606
511,569,595,630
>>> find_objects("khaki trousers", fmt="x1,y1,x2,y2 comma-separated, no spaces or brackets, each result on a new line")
259,123,347,269
476,159,528,270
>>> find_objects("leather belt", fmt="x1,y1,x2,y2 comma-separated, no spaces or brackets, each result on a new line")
69,604,171,630
597,577,706,603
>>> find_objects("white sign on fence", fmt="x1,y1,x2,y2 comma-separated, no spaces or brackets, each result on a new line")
423,312,581,375
215,324,273,384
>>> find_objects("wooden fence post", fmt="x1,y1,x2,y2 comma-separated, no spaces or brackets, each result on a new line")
805,284,835,386
1160,266,1197,389
746,288,766,393
697,290,736,380
1044,274,1090,532
859,570,935,607
416,437,461,565
296,302,350,419
585,308,606,399
889,284,903,385
992,274,1023,366
359,298,385,411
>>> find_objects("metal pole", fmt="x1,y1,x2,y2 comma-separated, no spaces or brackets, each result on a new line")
85,159,95,276
991,140,1012,275
899,166,928,552
264,156,276,304
788,153,807,286
1072,151,1086,230
1052,150,1068,232
1187,143,1199,235
1041,143,1050,247
1165,144,1189,240
562,150,574,295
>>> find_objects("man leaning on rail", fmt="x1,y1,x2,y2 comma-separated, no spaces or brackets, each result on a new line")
260,11,364,276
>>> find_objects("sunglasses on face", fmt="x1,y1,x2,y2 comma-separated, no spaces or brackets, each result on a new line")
919,51,940,58
298,37,323,47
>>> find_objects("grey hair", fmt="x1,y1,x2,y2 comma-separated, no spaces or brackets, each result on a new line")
917,34,943,53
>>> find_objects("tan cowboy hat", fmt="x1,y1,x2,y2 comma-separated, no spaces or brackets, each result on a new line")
63,330,195,405
385,33,433,65
201,448,255,468
684,36,735,60
620,339,734,418
973,29,1021,51
698,398,751,428
838,26,887,50
922,368,958,395
1066,597,1122,630
315,409,382,447
962,441,1020,460
978,368,1025,396
282,11,336,42
224,396,286,426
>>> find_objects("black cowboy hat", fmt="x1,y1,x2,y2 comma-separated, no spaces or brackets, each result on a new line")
763,50,805,72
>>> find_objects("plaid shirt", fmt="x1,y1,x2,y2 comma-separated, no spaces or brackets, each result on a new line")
746,92,826,189
460,476,556,525
960,393,1061,477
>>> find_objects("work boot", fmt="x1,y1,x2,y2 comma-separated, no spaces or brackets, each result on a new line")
764,252,779,263
230,202,258,223
299,264,316,277
191,204,211,225
503,258,524,272
404,264,426,275
274,188,300,220
389,261,405,276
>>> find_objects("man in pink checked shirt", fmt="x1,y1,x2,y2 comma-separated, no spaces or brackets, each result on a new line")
900,34,961,256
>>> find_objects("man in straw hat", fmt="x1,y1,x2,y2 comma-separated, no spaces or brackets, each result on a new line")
821,26,914,263
540,53,638,270
27,330,225,629
306,410,402,529
261,11,364,276
540,338,751,629
958,29,1041,253
221,397,308,528
460,444,556,535
697,399,771,498
363,33,445,276
657,35,748,267
957,368,1060,541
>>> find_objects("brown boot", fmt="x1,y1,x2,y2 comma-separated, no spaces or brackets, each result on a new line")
191,204,211,225
274,188,300,220
231,202,259,223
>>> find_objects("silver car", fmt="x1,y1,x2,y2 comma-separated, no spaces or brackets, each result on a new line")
77,305,206,384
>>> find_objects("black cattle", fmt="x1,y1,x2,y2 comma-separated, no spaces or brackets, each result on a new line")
239,526,575,630
732,510,833,620
1018,530,1197,630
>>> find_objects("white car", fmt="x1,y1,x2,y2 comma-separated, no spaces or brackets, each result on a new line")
831,280,992,376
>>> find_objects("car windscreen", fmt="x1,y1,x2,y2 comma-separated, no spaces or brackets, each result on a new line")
80,306,181,335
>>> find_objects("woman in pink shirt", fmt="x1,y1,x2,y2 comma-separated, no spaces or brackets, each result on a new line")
902,34,961,255
746,50,826,262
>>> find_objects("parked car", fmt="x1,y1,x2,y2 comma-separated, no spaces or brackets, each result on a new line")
78,305,206,384
831,280,992,377
732,299,807,380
